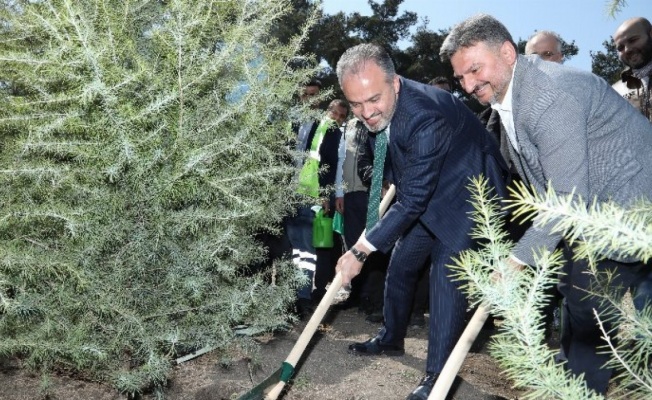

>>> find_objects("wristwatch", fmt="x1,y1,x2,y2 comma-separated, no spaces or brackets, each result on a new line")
350,246,368,263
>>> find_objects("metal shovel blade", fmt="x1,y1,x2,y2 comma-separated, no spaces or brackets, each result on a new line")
237,366,282,400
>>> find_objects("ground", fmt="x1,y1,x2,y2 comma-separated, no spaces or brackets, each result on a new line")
0,303,528,400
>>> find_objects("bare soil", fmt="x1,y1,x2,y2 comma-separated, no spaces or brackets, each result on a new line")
0,305,527,400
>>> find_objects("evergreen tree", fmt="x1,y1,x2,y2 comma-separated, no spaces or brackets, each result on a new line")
399,24,451,83
293,0,420,100
0,0,316,395
347,0,417,52
591,38,622,84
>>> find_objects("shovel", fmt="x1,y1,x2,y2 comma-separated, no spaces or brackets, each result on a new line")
238,185,396,400
428,304,490,400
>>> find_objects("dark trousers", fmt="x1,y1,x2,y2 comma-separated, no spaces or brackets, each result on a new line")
285,205,316,300
378,221,468,373
342,190,388,308
412,262,430,315
342,191,368,299
558,245,647,394
342,191,368,250
313,233,344,302
632,267,652,312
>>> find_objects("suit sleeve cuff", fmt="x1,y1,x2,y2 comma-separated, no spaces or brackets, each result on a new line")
360,236,377,253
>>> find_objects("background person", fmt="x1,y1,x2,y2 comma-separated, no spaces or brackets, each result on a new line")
613,17,652,121
312,99,350,304
524,30,564,63
287,83,343,319
612,17,652,313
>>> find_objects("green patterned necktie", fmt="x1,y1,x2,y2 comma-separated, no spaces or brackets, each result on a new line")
366,127,388,230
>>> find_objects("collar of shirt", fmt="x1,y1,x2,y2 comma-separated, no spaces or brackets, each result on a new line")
491,59,519,153
632,60,652,82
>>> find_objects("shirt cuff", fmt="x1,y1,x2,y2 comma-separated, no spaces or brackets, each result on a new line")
509,254,527,267
360,236,377,252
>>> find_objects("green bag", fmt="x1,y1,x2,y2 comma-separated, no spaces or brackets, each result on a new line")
332,210,344,236
312,209,334,248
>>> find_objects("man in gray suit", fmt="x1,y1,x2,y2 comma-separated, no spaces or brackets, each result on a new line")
440,14,652,395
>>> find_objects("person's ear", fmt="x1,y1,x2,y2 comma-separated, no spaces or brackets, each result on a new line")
500,41,517,65
393,74,400,94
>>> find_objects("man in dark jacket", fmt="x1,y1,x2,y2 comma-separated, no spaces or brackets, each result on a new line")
335,44,507,400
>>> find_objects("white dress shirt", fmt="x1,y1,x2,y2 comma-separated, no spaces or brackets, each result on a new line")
491,60,519,153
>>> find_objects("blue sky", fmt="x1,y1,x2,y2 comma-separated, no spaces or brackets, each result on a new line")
322,0,649,71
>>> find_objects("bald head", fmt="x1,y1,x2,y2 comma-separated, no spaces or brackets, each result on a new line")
615,17,652,38
525,31,563,63
614,17,652,69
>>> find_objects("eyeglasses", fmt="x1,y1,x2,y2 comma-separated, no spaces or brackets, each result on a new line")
535,51,559,60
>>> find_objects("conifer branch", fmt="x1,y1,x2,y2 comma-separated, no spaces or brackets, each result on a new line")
450,177,608,399
508,179,652,263
594,309,652,398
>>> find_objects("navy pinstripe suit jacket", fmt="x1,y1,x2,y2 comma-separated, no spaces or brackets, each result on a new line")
366,77,508,254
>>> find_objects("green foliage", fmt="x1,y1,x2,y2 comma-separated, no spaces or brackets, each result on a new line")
399,25,452,83
450,177,652,399
605,0,630,17
347,0,417,50
277,0,427,99
591,38,622,84
0,0,316,395
508,180,652,399
508,180,652,263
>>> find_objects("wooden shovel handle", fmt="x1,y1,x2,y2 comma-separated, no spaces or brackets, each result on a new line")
428,304,490,400
266,185,396,400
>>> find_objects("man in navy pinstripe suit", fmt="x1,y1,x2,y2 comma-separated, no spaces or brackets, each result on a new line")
334,44,508,400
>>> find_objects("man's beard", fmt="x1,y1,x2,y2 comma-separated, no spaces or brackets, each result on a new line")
630,40,652,71
362,113,391,133
362,93,398,133
472,84,505,106
474,68,512,106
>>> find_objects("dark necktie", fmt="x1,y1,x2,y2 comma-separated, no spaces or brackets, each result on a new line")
366,128,388,230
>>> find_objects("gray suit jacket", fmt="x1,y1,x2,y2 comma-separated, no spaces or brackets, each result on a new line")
509,55,652,265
